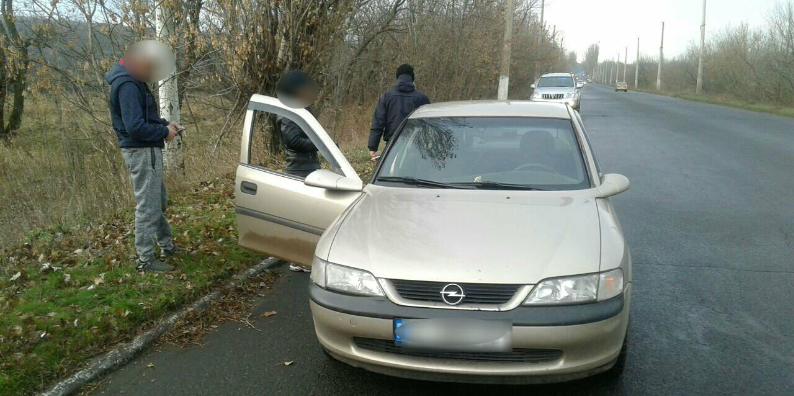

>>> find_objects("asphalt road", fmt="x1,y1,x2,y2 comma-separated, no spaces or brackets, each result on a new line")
96,85,794,395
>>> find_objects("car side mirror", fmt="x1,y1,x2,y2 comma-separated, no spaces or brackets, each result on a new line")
530,84,536,89
595,173,630,197
304,169,363,192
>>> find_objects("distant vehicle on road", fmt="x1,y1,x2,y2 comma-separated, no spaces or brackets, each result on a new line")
616,82,628,92
234,96,632,384
530,72,581,111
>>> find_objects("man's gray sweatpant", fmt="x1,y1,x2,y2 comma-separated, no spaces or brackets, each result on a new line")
121,147,174,261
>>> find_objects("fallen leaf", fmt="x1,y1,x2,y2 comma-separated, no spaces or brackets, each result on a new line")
147,363,154,368
10,272,21,281
260,311,277,318
283,361,293,366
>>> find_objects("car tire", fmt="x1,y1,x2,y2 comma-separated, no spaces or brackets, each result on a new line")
604,331,628,378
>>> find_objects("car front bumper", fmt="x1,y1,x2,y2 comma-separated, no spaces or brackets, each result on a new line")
530,97,580,108
309,282,631,384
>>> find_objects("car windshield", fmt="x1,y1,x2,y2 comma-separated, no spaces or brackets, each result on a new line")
375,117,590,190
537,77,574,88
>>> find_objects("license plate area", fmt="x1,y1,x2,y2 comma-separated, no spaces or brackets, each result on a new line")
394,318,512,352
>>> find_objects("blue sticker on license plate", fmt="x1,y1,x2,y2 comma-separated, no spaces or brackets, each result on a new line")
394,319,403,343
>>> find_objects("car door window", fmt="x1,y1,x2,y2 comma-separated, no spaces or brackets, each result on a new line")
240,95,359,181
247,109,342,178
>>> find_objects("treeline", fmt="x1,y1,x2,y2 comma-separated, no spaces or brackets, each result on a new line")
597,1,794,107
0,0,575,246
1,0,574,144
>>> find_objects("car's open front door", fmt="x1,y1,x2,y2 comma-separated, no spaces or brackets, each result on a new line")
234,95,362,267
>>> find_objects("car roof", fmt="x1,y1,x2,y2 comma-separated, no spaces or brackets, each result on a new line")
409,100,572,119
540,73,574,78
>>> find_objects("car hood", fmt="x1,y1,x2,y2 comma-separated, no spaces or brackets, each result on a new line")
326,185,601,285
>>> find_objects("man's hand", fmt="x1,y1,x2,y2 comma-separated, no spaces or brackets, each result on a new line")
166,124,178,142
369,151,377,159
168,121,184,130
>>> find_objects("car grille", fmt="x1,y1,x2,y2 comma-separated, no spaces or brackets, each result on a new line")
390,279,520,305
542,93,564,99
354,338,562,363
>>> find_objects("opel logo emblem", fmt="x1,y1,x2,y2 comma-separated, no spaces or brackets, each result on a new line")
440,284,465,305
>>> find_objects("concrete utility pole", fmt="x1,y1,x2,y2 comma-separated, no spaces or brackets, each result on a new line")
657,21,664,91
615,53,620,85
155,4,184,175
609,58,613,85
604,62,607,83
623,46,628,82
603,63,606,83
497,0,515,100
696,0,707,94
535,0,545,81
635,37,640,88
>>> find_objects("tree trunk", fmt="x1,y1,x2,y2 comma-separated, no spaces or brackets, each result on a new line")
156,1,185,177
1,0,29,140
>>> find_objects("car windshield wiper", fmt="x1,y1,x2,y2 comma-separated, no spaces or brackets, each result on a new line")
375,176,472,189
452,181,547,191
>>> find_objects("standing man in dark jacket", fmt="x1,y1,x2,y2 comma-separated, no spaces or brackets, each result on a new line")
368,64,431,159
275,70,321,178
106,41,181,272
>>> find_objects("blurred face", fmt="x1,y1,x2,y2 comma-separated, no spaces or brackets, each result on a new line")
296,84,320,105
122,40,175,83
124,54,157,83
278,82,319,109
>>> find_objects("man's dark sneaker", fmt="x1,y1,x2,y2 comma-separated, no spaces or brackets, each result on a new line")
136,258,175,272
161,244,182,258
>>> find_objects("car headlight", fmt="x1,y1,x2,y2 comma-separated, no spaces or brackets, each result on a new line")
524,269,624,305
531,92,541,99
310,257,384,296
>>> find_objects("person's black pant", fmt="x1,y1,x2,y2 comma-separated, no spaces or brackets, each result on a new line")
286,169,316,178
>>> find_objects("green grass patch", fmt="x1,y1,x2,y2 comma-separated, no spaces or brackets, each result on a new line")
634,88,794,118
0,176,260,396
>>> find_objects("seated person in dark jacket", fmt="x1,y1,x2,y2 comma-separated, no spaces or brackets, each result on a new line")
368,64,431,159
275,70,321,178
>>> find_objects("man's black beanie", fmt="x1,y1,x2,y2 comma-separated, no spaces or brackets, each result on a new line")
396,64,415,81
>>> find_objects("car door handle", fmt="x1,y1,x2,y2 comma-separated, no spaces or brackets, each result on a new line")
241,181,258,195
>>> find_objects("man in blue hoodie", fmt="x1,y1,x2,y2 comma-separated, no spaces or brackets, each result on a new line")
368,64,431,159
106,42,181,272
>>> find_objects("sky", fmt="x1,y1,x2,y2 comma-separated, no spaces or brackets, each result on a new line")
542,0,783,63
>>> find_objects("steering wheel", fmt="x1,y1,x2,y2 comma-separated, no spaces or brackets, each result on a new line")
513,163,558,174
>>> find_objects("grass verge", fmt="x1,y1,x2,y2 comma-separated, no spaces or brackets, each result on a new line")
633,88,794,118
0,175,261,396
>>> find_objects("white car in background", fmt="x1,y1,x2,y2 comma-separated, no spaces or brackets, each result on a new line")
530,73,582,111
